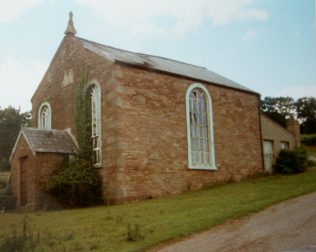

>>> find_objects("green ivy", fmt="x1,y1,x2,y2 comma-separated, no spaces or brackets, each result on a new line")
75,72,93,160
45,72,102,207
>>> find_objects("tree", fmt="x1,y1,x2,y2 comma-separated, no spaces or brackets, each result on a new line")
296,97,316,134
260,96,296,127
0,106,31,171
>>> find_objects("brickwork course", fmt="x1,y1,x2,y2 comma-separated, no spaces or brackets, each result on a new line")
10,14,298,208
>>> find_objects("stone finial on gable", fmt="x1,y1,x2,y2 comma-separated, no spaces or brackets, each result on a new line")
64,11,77,36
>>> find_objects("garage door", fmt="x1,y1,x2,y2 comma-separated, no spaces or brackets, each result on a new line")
263,140,273,173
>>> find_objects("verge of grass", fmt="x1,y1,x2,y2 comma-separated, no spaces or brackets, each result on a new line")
1,168,316,252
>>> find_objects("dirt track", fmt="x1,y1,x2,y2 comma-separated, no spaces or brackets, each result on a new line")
152,192,316,252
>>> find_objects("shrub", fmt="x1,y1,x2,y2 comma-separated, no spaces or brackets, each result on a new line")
274,148,308,175
44,157,102,207
301,134,316,146
0,186,16,210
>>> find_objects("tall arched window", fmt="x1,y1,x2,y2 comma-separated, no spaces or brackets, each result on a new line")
88,83,101,166
38,102,52,129
186,83,216,170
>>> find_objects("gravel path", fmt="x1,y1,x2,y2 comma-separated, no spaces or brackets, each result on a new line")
151,192,316,252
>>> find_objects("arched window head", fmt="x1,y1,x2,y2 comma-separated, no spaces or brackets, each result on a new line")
186,83,216,170
87,83,101,166
38,102,52,129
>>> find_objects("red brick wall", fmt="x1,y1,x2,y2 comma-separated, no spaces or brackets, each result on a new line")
31,36,264,203
112,65,264,202
34,153,66,209
10,135,67,210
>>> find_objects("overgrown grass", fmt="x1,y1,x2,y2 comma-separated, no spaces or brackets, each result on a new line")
1,168,316,252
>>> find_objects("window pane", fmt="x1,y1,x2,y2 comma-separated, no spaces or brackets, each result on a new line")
203,128,207,139
203,114,206,127
199,101,203,113
193,100,197,112
205,153,209,163
199,128,203,137
198,114,203,125
196,152,200,163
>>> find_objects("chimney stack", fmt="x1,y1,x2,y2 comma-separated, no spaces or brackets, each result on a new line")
286,118,301,147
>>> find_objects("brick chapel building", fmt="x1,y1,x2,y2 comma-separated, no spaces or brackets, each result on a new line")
10,13,269,210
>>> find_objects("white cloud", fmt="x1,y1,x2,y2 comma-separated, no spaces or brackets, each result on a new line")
242,28,259,40
275,85,316,99
75,0,268,36
0,0,42,23
0,57,48,111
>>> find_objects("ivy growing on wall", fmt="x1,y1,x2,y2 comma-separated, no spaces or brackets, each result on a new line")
45,72,102,207
75,72,93,161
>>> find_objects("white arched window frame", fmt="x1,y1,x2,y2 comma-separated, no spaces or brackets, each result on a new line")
38,102,52,129
88,83,102,166
186,83,216,170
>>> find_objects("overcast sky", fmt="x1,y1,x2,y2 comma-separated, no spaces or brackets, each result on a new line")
0,0,315,112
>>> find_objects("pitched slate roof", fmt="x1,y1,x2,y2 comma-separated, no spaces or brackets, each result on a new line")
9,128,79,162
77,37,256,94
13,128,77,156
21,128,78,154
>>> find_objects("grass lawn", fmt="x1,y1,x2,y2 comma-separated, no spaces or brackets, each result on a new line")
1,168,316,252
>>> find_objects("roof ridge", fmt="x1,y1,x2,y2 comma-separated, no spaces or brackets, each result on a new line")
22,127,69,132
